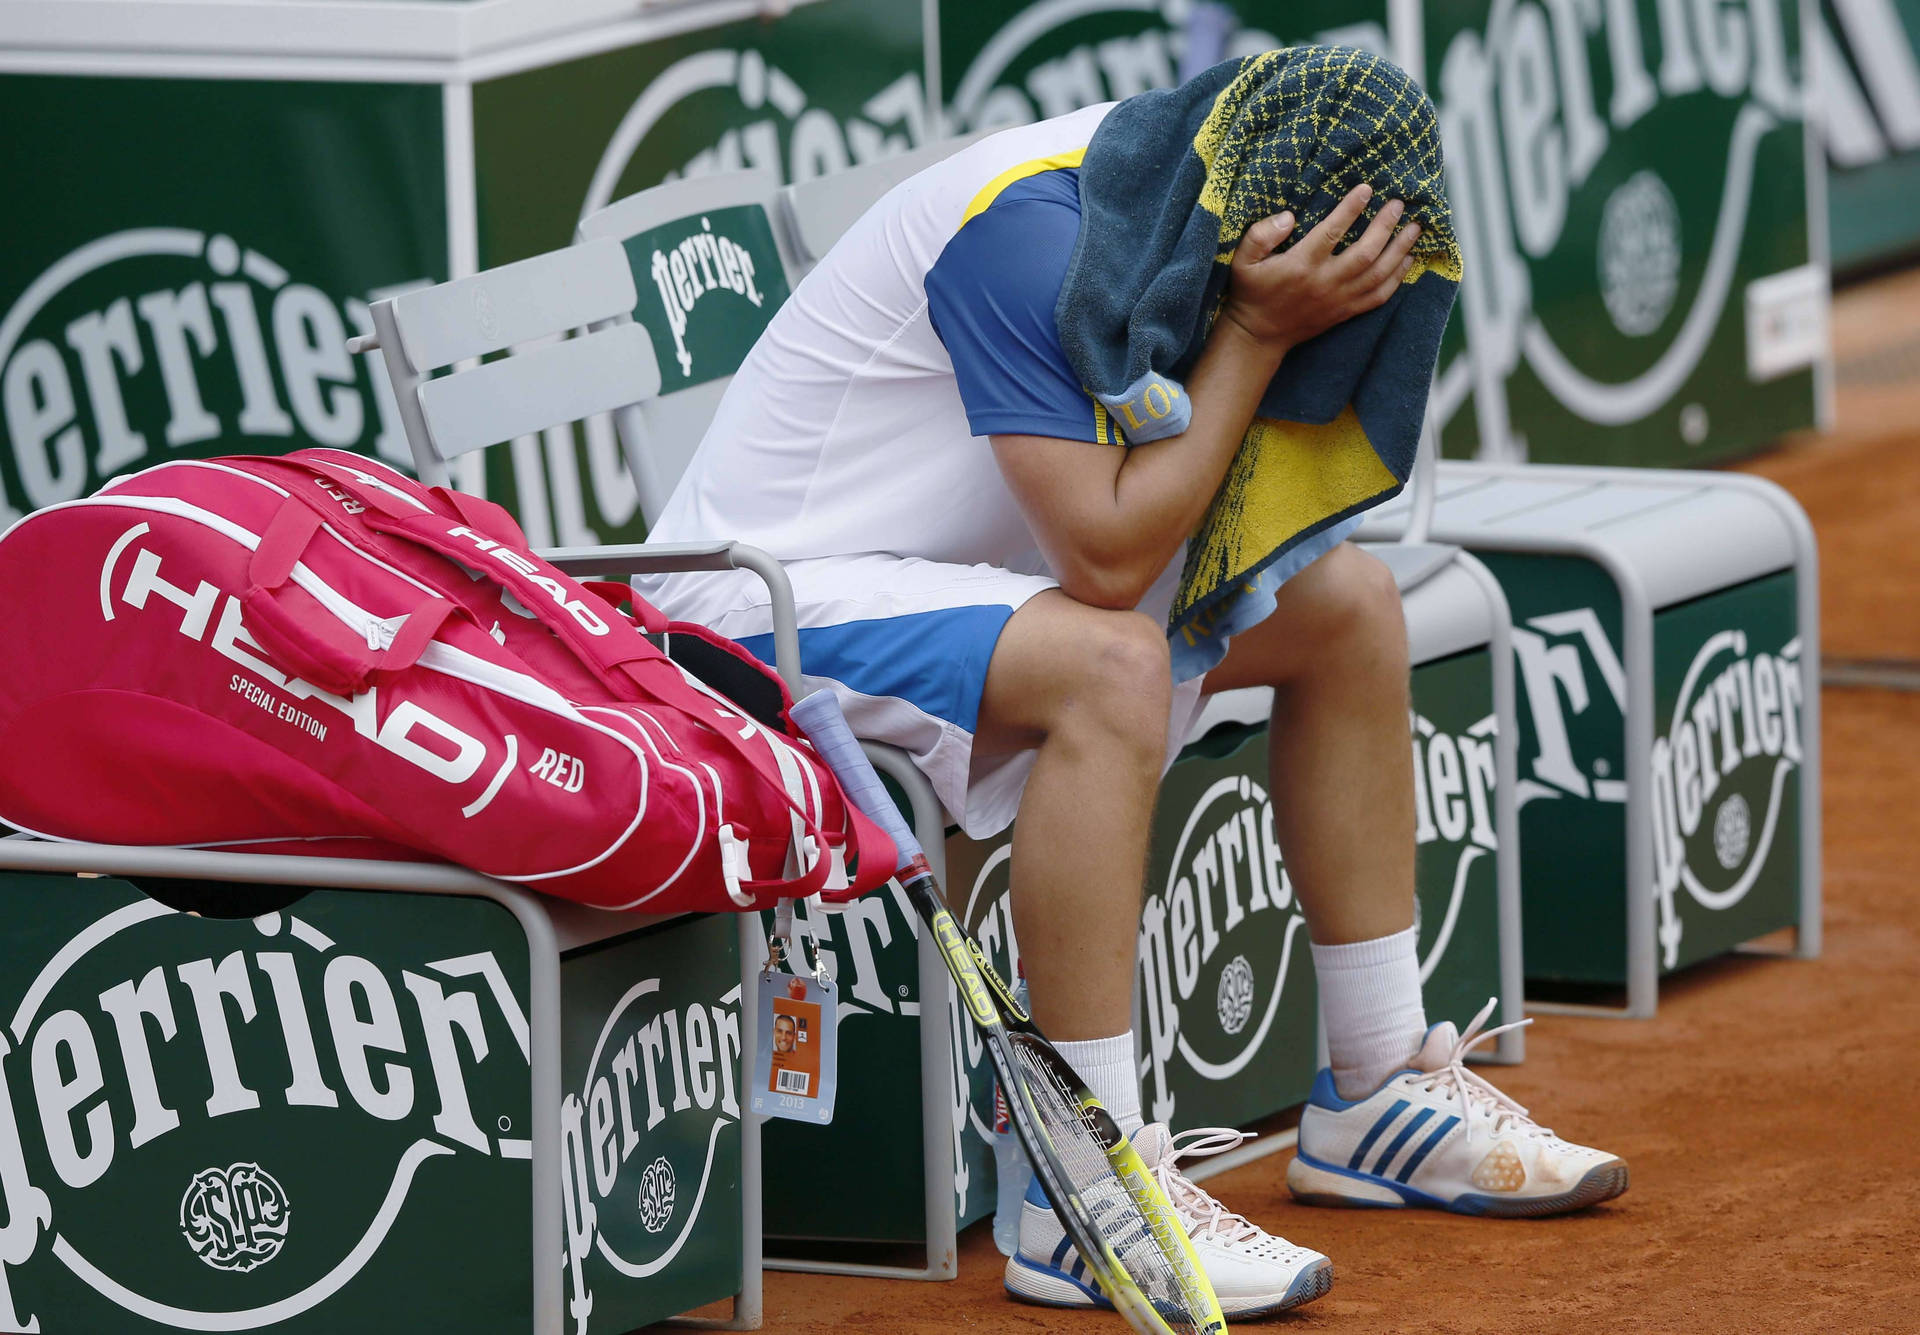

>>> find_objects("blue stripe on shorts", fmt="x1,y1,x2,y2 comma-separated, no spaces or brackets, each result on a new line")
736,603,1018,735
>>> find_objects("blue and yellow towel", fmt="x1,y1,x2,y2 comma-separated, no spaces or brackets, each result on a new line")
1057,47,1462,680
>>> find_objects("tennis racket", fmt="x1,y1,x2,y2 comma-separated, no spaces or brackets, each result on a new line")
789,689,1226,1335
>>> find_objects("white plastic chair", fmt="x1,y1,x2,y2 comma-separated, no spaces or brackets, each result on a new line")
345,235,788,1328
574,172,962,1283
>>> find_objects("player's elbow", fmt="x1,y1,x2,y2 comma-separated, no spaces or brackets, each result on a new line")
1054,555,1160,612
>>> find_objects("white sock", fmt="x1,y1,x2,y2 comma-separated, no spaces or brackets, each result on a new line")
1311,925,1428,1100
1055,1032,1144,1135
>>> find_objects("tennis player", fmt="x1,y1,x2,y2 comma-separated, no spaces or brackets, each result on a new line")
640,85,1626,1319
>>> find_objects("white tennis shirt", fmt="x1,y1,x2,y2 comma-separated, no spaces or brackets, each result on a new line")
642,104,1117,603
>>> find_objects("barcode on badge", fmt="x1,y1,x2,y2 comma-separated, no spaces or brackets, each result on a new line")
776,1068,811,1096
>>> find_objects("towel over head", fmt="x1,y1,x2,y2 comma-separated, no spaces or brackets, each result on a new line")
1055,46,1462,679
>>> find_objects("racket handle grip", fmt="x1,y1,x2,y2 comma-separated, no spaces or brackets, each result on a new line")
791,689,925,867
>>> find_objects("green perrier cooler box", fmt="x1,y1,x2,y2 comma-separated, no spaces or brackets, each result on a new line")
0,0,930,551
1360,462,1822,1012
0,875,535,1334
0,870,752,1334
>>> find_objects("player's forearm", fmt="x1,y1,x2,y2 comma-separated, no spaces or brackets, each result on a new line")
1070,320,1286,603
1111,319,1285,532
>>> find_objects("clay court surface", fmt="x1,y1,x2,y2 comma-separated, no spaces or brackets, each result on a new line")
712,269,1920,1335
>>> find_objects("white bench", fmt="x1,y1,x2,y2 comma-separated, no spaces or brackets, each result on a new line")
1359,461,1821,1017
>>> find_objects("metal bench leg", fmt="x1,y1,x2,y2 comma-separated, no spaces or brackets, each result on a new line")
889,752,961,1283
1458,555,1527,1064
761,745,959,1282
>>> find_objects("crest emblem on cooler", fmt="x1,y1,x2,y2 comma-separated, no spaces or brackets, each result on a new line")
1214,957,1255,1036
180,1162,291,1272
1597,171,1682,338
637,1157,677,1234
1713,793,1752,869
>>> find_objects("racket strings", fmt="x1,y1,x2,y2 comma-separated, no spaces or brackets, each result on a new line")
1013,1043,1208,1335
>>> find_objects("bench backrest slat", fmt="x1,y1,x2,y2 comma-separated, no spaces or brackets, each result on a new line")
416,323,661,459
391,239,637,371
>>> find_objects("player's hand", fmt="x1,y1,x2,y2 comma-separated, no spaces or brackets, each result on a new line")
1219,184,1422,350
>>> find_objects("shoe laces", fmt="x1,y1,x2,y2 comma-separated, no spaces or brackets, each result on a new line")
1153,1128,1264,1246
1407,998,1551,1145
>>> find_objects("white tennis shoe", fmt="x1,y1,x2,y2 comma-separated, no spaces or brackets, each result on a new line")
1289,998,1629,1217
1004,1122,1334,1318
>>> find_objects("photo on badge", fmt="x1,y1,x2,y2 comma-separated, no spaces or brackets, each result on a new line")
751,969,838,1124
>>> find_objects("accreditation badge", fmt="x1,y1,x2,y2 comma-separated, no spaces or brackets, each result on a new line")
750,969,838,1124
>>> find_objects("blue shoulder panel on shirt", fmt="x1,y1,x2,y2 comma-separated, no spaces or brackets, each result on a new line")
925,168,1112,445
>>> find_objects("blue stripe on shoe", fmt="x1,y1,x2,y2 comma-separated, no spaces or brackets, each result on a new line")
1292,1148,1455,1209
1371,1107,1436,1178
1006,1252,1112,1308
1396,1114,1460,1182
1050,1236,1075,1269
1348,1098,1410,1170
735,603,1018,735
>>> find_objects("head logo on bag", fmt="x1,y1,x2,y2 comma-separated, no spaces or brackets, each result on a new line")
103,523,490,784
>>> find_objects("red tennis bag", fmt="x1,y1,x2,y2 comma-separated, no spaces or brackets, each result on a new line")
0,448,895,912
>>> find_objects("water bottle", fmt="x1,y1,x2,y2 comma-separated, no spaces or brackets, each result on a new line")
991,971,1034,1257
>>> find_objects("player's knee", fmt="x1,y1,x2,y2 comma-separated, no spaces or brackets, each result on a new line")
1321,546,1407,663
1060,610,1172,745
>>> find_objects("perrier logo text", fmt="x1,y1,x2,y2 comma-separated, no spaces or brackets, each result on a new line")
648,216,766,380
1,228,428,527
0,886,530,1332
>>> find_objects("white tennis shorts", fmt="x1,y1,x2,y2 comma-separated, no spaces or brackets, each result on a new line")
649,554,1208,839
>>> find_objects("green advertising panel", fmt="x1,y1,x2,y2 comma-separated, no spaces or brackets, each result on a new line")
1409,649,1508,1030
558,913,744,1332
941,0,1397,136
1648,572,1804,972
1487,552,1634,980
755,881,959,1243
1422,0,1821,466
619,203,793,396
0,875,533,1334
1138,725,1319,1132
0,76,447,532
1818,0,1920,272
940,0,1824,468
1485,555,1804,984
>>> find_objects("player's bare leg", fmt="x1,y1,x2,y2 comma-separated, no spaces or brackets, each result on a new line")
1201,542,1417,947
1204,544,1628,1214
972,589,1171,1042
980,590,1335,1317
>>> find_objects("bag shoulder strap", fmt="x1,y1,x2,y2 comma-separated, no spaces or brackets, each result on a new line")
294,455,851,898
